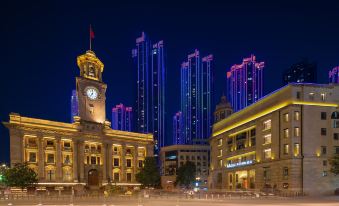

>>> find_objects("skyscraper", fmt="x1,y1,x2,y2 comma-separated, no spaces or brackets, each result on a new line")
111,103,133,132
329,66,339,83
227,55,264,112
283,60,317,85
173,111,183,145
180,49,214,144
70,89,78,122
132,32,166,155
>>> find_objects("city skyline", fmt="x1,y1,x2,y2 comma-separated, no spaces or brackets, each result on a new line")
1,1,338,163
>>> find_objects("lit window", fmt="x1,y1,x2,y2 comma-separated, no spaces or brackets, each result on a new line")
263,134,272,145
294,127,300,137
322,171,327,177
284,129,289,138
294,143,300,156
284,144,289,155
263,148,272,160
321,93,326,101
283,113,289,122
219,159,223,167
46,169,55,181
28,152,37,163
47,154,55,163
294,111,300,121
263,120,271,130
218,138,222,146
218,149,223,157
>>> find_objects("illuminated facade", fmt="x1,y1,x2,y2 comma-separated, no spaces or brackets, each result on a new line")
160,145,210,191
111,103,133,132
227,55,264,112
172,111,183,145
214,94,233,123
209,83,339,195
4,50,154,190
70,90,78,122
132,32,166,155
283,60,317,85
329,66,339,83
181,50,214,144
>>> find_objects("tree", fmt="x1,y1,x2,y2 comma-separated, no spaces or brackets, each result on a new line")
175,161,196,189
3,162,38,190
329,154,339,175
135,157,160,188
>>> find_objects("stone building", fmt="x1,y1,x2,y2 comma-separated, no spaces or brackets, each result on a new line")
160,145,210,191
3,50,154,190
209,83,339,195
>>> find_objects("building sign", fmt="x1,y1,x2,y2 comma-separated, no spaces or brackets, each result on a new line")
226,160,254,168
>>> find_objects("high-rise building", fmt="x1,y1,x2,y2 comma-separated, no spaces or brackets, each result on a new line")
180,49,214,144
132,32,166,155
172,111,183,145
70,89,78,122
329,66,339,83
111,103,133,132
227,55,264,112
283,60,317,84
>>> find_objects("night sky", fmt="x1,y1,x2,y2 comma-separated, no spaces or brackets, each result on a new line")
1,1,339,163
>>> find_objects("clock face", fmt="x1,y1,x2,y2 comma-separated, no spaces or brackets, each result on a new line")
85,87,99,100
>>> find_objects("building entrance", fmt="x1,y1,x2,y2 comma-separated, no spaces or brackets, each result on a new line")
88,169,99,186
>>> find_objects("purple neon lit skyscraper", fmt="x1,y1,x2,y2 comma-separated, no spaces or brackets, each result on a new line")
111,103,133,132
132,32,166,155
227,54,264,112
70,89,78,122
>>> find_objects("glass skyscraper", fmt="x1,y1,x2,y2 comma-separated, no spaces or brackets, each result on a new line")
329,66,339,83
111,103,133,132
227,55,264,112
180,49,214,144
132,32,166,155
283,60,317,85
70,89,78,122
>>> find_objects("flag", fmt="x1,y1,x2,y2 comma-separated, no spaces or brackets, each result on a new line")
90,25,95,39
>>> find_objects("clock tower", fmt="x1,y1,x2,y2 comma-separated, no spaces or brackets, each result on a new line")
76,50,107,124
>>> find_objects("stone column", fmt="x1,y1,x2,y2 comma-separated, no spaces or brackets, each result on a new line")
102,143,107,184
107,143,113,182
121,144,126,182
73,140,78,182
78,141,85,182
133,145,138,182
56,137,62,181
38,135,45,180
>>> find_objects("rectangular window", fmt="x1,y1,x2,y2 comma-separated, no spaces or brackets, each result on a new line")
29,152,37,162
91,156,96,165
46,140,54,147
334,133,338,140
64,142,71,149
321,128,327,136
296,92,301,99
294,143,300,156
264,148,272,160
64,154,71,164
218,138,222,146
263,120,272,130
294,127,300,137
321,93,326,101
126,159,132,168
113,158,119,167
251,137,256,146
333,120,339,128
113,147,118,155
138,160,143,168
263,134,272,145
97,157,100,165
126,173,132,182
284,129,289,138
284,144,289,155
294,111,300,121
283,167,289,178
283,113,289,122
28,138,37,147
218,149,222,157
321,112,327,120
47,154,55,163
46,170,55,181
335,146,339,154
321,146,327,155
219,159,223,167
113,173,119,181
322,171,328,177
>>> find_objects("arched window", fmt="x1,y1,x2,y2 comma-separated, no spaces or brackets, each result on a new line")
331,111,339,119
